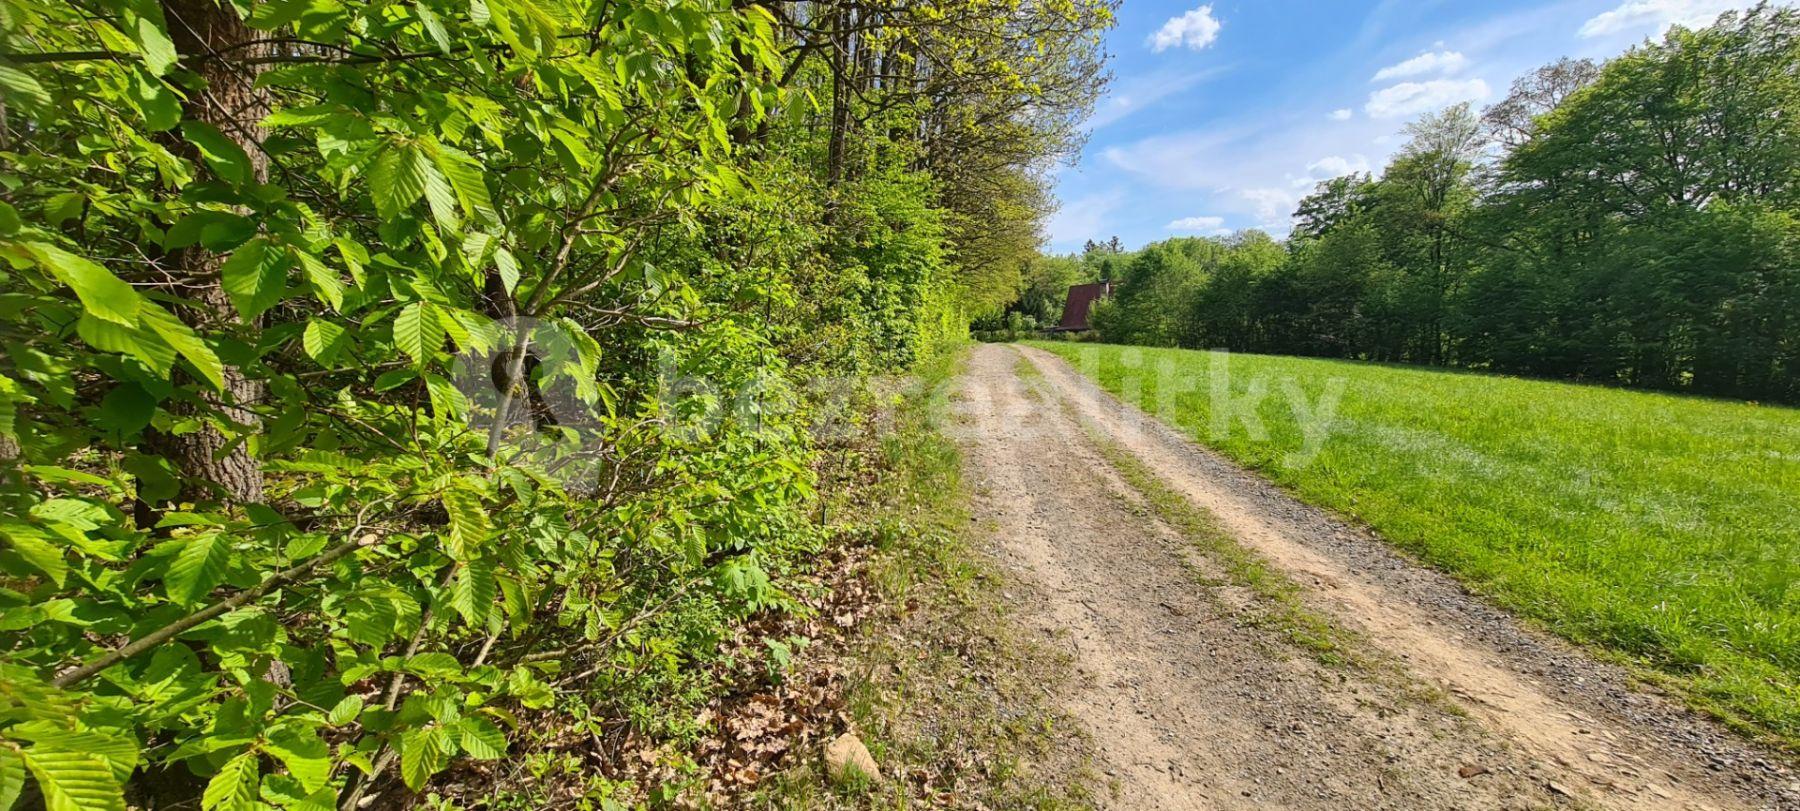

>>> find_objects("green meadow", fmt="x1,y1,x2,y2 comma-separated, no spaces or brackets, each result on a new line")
1031,341,1800,748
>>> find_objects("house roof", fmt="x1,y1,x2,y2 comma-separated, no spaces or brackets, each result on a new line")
1055,281,1111,331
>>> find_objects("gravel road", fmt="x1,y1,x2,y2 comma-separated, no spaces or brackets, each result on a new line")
947,343,1797,810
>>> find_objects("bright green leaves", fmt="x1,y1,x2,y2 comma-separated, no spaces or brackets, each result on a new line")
120,0,180,75
201,750,258,811
0,747,23,811
0,669,131,810
369,140,497,232
20,747,126,811
456,718,506,760
293,249,345,312
371,143,433,222
181,122,256,187
220,237,288,320
302,319,350,366
12,243,224,389
25,244,139,327
397,725,452,791
128,67,181,132
2,524,67,588
393,301,446,365
264,727,331,793
433,146,498,227
165,532,230,605
441,483,489,560
138,305,226,390
0,67,51,113
326,696,364,727
451,557,496,626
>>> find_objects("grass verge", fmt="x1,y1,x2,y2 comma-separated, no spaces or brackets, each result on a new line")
749,345,1101,808
1029,340,1800,751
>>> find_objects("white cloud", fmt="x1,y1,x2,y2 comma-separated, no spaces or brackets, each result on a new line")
1293,155,1370,187
1085,66,1232,130
1329,108,1353,121
1577,0,1745,38
1149,5,1222,53
1240,188,1299,230
1166,215,1230,234
1371,50,1467,81
1364,78,1490,118
1047,190,1125,248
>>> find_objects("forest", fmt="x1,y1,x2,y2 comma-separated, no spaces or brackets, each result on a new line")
0,0,1107,807
1014,5,1800,404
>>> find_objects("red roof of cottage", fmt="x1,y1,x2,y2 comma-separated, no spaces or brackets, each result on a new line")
1055,281,1112,331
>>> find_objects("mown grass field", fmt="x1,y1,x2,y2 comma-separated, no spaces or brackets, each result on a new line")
1029,341,1800,748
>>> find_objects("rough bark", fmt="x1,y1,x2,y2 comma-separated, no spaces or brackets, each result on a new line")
150,0,273,504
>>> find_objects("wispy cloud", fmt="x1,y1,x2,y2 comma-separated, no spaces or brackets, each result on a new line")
1293,155,1370,187
1364,78,1489,118
1086,66,1234,131
1166,215,1230,234
1371,50,1467,81
1240,188,1300,232
1329,108,1353,121
1578,0,1750,38
1047,190,1126,248
1149,5,1222,52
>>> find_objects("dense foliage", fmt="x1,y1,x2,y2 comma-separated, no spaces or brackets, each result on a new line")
1072,6,1800,403
0,0,1106,806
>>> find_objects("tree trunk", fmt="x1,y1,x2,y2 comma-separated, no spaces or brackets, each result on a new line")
150,0,273,504
824,0,851,192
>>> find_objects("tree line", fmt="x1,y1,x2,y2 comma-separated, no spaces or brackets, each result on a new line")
0,0,1107,806
1060,5,1799,403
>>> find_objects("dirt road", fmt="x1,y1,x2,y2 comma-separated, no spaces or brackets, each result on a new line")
949,343,1798,810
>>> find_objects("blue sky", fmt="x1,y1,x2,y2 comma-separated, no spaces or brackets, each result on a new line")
1046,0,1782,252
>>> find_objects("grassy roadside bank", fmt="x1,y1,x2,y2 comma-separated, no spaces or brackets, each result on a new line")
1030,341,1800,751
749,346,1101,808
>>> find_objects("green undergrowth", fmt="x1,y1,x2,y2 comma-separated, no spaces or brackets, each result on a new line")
1032,341,1800,752
755,345,1100,809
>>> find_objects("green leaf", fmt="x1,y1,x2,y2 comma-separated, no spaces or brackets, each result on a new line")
201,751,259,811
3,524,67,587
0,746,24,811
456,718,506,760
129,7,179,75
398,726,456,791
293,250,344,311
97,383,157,436
219,237,287,319
393,301,445,365
326,695,365,726
76,315,174,377
138,303,225,390
129,67,181,131
0,201,20,236
424,373,467,420
415,3,453,53
21,747,125,811
441,486,489,559
25,243,140,326
451,557,496,626
302,319,349,365
404,653,461,678
181,121,255,186
418,148,459,230
165,532,230,605
434,147,498,226
341,592,399,647
0,67,51,110
493,247,520,294
370,144,428,220
265,728,330,793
